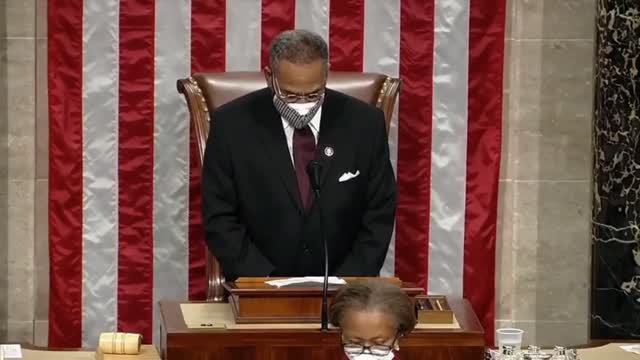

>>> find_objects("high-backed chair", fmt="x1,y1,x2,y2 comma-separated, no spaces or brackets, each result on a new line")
177,71,401,302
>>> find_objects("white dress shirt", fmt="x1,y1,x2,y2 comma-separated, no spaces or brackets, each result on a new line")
281,107,322,165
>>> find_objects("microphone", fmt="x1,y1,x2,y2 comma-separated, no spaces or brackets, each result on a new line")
306,160,322,196
306,160,329,331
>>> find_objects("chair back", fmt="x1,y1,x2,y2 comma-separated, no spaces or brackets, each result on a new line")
177,71,401,301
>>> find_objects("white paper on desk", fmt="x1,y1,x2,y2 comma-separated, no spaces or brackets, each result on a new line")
0,344,22,359
265,276,346,287
620,344,640,355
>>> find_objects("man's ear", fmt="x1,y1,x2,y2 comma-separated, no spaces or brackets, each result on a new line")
263,66,272,87
323,63,330,83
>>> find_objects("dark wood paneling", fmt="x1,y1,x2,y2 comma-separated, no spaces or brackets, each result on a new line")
160,300,485,360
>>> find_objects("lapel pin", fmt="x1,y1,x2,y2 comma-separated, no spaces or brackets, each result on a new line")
324,146,334,157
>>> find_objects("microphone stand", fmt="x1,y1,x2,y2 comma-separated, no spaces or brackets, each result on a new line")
316,183,329,331
307,161,329,331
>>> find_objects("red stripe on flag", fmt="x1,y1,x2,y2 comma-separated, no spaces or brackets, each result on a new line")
464,0,505,345
261,0,296,69
329,0,364,71
189,0,226,300
191,0,226,73
117,0,155,342
187,121,207,302
48,0,84,348
395,0,434,291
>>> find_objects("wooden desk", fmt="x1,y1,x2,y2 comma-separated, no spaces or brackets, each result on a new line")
576,343,640,359
225,278,424,324
159,299,484,360
14,344,159,360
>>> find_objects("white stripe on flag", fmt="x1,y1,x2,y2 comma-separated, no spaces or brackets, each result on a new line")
82,0,119,348
363,0,400,278
153,0,191,346
226,0,261,71
428,0,470,297
295,0,329,43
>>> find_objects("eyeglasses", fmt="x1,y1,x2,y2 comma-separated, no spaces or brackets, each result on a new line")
271,75,324,103
342,343,394,356
341,333,399,356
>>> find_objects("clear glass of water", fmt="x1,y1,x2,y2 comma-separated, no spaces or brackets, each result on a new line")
496,328,524,354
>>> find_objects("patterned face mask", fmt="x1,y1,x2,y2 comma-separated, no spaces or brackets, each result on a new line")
272,94,324,129
344,350,395,360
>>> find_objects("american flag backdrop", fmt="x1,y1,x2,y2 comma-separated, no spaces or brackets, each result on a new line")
48,0,505,348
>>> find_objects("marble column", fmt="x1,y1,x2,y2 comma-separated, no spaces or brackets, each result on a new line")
592,0,640,339
0,0,39,342
498,0,594,347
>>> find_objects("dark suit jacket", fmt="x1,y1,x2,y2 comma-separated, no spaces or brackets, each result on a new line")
201,87,396,280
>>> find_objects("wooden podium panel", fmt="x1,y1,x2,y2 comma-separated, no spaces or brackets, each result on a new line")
159,299,484,360
225,278,425,323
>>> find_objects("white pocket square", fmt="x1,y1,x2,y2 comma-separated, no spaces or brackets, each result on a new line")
338,170,360,182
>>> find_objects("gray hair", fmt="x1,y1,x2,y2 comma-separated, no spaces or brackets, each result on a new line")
269,29,329,71
329,280,417,335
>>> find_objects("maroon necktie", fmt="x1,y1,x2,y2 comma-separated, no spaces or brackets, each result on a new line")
293,126,316,211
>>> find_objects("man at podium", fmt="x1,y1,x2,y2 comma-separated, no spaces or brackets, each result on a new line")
201,29,396,280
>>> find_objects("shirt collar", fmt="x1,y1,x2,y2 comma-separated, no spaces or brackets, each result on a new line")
281,106,322,133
